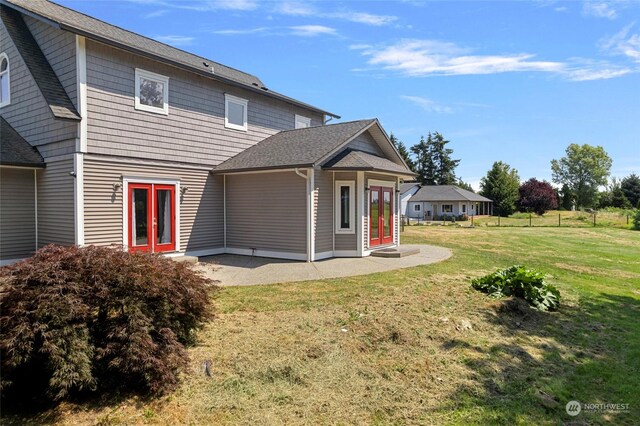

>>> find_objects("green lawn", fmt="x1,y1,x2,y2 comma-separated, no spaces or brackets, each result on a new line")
467,209,635,228
12,226,640,425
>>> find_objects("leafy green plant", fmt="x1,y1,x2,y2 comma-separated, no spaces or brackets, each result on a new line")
471,265,560,311
0,245,215,402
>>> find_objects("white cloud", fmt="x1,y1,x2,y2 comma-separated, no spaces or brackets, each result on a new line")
274,1,397,26
143,9,168,18
599,24,640,63
349,44,373,50
400,95,453,114
212,25,338,37
289,25,338,37
583,2,618,19
154,35,196,46
358,39,564,77
355,38,634,81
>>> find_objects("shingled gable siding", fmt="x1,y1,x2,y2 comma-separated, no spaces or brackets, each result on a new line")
0,18,77,156
84,40,324,166
82,156,223,252
334,171,358,252
226,171,306,255
37,157,75,247
0,168,36,259
346,130,385,157
314,169,333,254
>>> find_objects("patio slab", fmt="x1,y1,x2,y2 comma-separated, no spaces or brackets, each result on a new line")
197,244,452,286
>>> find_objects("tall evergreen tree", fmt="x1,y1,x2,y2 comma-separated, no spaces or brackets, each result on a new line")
456,179,475,192
560,184,574,210
480,161,520,216
410,132,459,185
621,173,640,207
390,133,415,171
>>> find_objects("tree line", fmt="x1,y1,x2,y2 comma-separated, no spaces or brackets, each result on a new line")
392,133,639,216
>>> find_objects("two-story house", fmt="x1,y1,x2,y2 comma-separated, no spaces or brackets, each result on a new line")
0,0,415,265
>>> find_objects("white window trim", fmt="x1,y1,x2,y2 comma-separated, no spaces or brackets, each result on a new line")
0,52,10,108
134,68,169,115
225,93,248,131
414,204,421,211
335,180,355,234
295,114,311,129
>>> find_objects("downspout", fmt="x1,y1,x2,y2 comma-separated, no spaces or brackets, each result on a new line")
223,174,226,249
295,168,311,262
34,169,38,251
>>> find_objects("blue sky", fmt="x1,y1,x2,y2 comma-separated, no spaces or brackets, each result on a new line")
59,0,639,189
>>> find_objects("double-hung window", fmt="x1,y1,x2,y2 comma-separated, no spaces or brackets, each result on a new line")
135,68,169,114
0,53,10,107
414,204,421,212
295,114,311,129
442,204,453,213
225,94,248,131
335,181,355,234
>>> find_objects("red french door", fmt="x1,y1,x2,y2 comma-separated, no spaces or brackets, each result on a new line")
128,183,176,253
369,186,394,247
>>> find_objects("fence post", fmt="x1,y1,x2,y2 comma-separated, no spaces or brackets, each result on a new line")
471,215,474,227
558,213,561,227
628,214,630,225
498,215,501,227
529,213,532,227
593,212,596,227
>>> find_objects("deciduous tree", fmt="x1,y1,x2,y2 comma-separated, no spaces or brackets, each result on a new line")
551,144,612,209
518,178,558,215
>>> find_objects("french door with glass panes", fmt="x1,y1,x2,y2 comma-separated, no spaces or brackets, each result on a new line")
369,185,394,247
128,183,175,253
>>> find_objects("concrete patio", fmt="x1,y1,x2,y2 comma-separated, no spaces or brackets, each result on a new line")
197,244,452,286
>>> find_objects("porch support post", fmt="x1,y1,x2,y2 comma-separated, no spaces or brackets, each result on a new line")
396,176,401,246
357,171,365,256
309,168,315,262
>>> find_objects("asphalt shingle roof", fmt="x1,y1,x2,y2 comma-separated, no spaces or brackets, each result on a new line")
400,182,420,193
1,116,45,167
212,120,377,173
2,0,338,118
410,185,492,202
322,149,415,176
1,5,80,120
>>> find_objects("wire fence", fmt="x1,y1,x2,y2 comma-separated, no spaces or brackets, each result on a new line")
402,210,635,230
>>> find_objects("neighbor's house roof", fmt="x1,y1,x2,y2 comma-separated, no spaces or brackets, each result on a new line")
400,182,420,193
410,185,492,202
0,116,46,167
1,5,80,120
212,119,415,177
1,0,339,119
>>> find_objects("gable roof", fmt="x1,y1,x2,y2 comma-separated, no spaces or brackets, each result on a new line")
1,0,339,119
322,149,415,176
410,185,492,202
1,116,46,167
1,5,80,121
213,119,376,173
400,182,420,193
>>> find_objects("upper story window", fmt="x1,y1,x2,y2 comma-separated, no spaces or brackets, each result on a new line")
335,181,355,234
295,114,311,129
135,68,169,115
225,94,248,131
0,53,10,108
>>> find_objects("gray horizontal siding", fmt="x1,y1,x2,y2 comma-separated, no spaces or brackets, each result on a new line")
314,169,332,254
37,158,75,247
0,168,36,259
85,40,324,166
347,131,385,156
83,156,223,252
0,19,77,152
226,171,306,254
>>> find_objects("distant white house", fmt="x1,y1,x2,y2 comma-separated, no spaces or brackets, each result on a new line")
399,182,421,217
406,185,493,219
